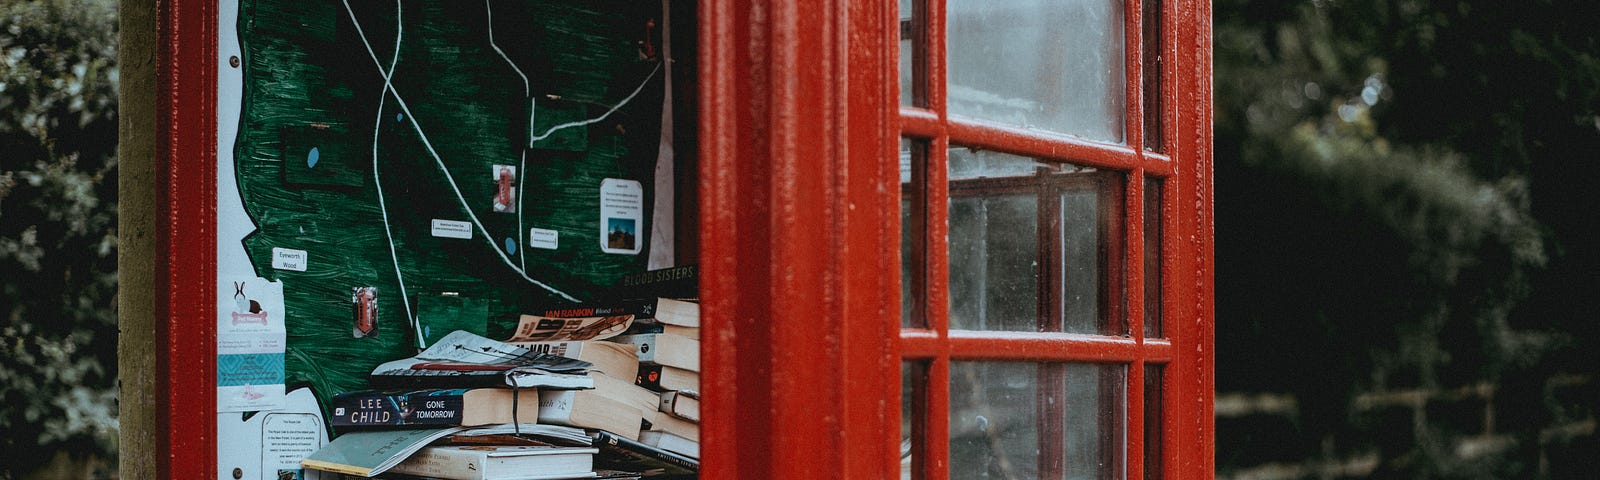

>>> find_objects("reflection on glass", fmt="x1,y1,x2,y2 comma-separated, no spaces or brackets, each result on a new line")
949,193,1038,331
1143,364,1163,480
1141,0,1163,151
903,361,924,480
947,0,1126,142
950,362,1127,479
949,146,1059,180
1143,178,1162,338
900,0,920,106
1061,190,1103,334
902,139,926,329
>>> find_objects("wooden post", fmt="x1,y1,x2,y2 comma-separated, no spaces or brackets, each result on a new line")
117,1,158,478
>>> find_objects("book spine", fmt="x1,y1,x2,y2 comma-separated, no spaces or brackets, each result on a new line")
658,392,697,421
617,265,699,298
537,298,660,320
635,364,664,391
535,390,578,425
387,448,486,480
589,429,699,473
331,391,468,428
617,335,660,364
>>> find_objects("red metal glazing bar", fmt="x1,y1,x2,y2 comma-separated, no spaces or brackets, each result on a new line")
923,0,949,477
155,0,218,477
1128,169,1147,342
926,356,952,480
947,332,1147,362
927,0,947,120
899,107,943,138
1142,152,1176,177
946,120,1142,171
1126,0,1146,153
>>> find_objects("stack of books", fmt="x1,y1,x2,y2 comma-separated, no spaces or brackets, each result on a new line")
609,298,701,460
301,267,702,479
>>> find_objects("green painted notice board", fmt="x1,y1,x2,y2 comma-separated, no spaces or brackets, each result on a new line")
213,2,676,474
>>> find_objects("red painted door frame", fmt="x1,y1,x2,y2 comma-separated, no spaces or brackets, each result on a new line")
697,0,901,478
150,0,1208,477
154,0,219,477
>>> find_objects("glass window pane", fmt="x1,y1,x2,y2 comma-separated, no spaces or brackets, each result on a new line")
1141,0,1163,151
949,146,1059,180
900,0,923,107
949,193,1038,331
1143,178,1162,338
950,362,1127,479
1143,364,1163,480
903,361,926,480
1060,189,1102,334
902,139,927,329
947,0,1126,143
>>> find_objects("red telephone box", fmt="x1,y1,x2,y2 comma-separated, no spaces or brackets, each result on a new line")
134,0,1212,477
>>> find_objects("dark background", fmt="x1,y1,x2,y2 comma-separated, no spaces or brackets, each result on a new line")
2,0,1597,477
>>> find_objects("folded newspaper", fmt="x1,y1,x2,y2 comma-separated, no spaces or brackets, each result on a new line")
370,330,596,389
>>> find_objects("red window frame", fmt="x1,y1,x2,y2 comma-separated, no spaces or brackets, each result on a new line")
894,0,1213,478
147,0,1209,477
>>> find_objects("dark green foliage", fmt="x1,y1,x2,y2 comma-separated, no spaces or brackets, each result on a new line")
0,0,119,476
1217,0,1600,476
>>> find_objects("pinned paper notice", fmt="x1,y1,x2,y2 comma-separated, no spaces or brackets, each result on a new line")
431,219,473,239
529,228,559,250
271,247,308,272
599,179,644,255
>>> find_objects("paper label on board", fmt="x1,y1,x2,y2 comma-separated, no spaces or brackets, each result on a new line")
261,413,323,473
219,387,328,480
599,178,644,255
271,247,308,272
431,219,473,239
217,273,287,411
529,227,559,250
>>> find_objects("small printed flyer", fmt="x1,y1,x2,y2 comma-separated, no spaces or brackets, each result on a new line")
599,178,645,255
217,272,288,412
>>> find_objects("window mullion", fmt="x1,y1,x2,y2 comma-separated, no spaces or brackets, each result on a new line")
1129,169,1146,342
1126,0,1146,153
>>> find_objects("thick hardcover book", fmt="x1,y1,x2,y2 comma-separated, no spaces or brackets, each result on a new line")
508,341,639,383
301,427,462,477
538,388,644,440
657,391,699,422
587,429,698,476
610,333,699,372
331,389,541,428
635,365,699,392
638,431,699,460
627,322,700,340
386,445,599,480
641,412,697,442
536,297,699,328
616,265,698,299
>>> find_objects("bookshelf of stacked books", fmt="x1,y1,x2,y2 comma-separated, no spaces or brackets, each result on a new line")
300,269,702,480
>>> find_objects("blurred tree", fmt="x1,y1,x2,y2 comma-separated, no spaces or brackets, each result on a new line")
1216,0,1600,476
0,0,119,476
